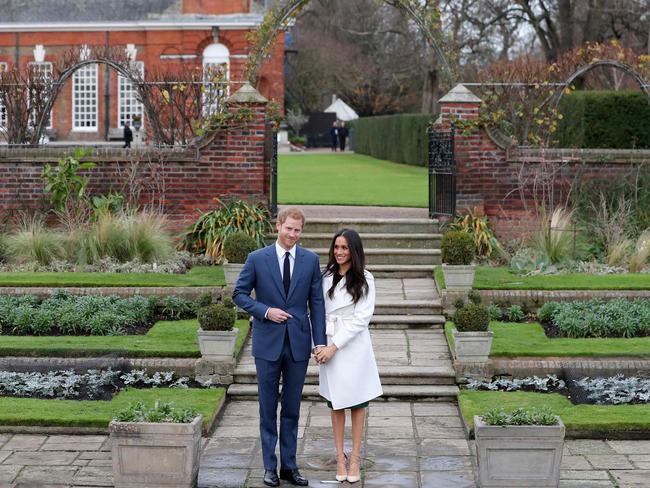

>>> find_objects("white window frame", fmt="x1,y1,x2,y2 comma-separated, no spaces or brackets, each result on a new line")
0,62,7,128
28,61,53,129
118,61,144,128
72,63,98,131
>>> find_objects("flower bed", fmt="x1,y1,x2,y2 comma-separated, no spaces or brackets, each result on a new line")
0,291,204,336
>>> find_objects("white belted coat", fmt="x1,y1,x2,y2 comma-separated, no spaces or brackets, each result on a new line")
319,270,383,410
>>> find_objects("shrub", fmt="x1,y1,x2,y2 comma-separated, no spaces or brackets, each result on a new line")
543,298,650,338
488,304,502,321
352,114,433,166
5,217,64,265
178,197,271,262
159,296,196,320
41,147,95,212
0,234,7,262
441,231,475,265
223,231,258,264
537,302,559,323
505,305,525,322
557,90,650,149
114,401,199,423
196,293,213,309
197,303,236,331
467,290,482,305
453,302,490,332
450,208,503,259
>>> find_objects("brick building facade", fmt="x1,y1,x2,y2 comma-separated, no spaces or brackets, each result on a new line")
0,0,284,141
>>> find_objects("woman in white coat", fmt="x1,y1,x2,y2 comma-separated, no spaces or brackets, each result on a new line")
314,228,382,483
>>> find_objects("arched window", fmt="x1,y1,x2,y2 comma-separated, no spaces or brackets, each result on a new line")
202,43,230,116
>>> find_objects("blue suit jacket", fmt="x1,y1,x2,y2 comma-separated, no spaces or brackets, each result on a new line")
232,244,327,362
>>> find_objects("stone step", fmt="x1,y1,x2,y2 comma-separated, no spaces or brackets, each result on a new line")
369,314,446,329
366,265,434,278
374,300,442,315
227,383,459,402
296,233,442,249
305,218,440,234
315,248,440,266
234,365,456,386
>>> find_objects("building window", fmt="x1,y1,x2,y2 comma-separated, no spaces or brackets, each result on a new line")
202,43,230,116
28,61,53,129
118,61,144,128
0,62,7,128
73,64,98,131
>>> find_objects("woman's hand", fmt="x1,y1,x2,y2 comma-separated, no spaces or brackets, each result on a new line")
315,344,337,364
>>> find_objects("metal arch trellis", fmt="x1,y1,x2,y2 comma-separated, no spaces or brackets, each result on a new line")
247,0,455,88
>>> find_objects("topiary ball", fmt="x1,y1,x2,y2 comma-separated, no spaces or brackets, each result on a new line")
453,303,490,332
223,231,258,264
441,230,476,265
197,303,236,331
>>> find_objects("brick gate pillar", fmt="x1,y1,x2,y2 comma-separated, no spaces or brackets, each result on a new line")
197,82,269,212
437,84,486,213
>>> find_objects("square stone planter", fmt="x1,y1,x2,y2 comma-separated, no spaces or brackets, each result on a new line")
474,415,565,487
110,415,202,488
441,264,475,291
223,263,244,288
453,330,493,362
198,328,237,361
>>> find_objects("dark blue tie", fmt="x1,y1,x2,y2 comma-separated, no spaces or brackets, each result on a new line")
283,251,291,296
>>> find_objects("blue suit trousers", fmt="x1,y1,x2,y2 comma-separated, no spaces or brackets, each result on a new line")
255,331,309,470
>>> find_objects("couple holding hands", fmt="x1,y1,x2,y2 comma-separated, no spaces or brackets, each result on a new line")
233,207,382,486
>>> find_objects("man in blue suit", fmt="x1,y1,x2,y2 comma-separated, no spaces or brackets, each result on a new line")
233,207,326,487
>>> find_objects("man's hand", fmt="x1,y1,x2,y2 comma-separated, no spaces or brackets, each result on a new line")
267,307,293,323
315,344,337,364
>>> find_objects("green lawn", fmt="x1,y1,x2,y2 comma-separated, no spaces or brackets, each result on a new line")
459,390,650,438
445,322,650,357
279,153,427,207
0,387,224,431
0,319,250,358
0,266,224,287
435,265,650,290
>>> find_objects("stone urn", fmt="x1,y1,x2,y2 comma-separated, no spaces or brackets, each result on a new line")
110,415,202,488
197,328,238,361
474,415,565,487
223,263,244,288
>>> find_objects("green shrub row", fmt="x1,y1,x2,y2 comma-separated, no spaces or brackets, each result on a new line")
351,114,434,166
539,298,650,338
557,90,650,149
0,292,209,336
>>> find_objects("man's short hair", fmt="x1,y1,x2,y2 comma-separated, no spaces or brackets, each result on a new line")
277,207,306,227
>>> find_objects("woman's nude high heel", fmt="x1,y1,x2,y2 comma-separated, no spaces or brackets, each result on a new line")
347,453,361,483
335,452,348,482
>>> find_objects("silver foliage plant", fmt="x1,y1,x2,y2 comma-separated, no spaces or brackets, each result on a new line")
0,369,211,400
574,375,650,405
467,375,565,392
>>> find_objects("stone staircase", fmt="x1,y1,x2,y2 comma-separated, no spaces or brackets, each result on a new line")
228,217,458,403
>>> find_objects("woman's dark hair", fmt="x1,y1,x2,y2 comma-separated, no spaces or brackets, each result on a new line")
324,228,368,304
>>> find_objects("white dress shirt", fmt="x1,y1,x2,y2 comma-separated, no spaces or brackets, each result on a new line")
275,241,296,280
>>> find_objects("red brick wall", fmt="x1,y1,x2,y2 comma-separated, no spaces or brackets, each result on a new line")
438,95,647,241
0,100,269,230
183,0,250,14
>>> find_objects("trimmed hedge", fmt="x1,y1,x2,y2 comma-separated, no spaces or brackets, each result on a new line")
352,114,434,166
557,90,650,149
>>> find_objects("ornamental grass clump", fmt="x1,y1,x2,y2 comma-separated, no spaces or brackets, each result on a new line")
197,303,236,331
441,230,476,265
453,291,490,332
6,217,63,266
224,231,258,264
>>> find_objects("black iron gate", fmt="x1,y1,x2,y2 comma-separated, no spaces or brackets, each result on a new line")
428,126,456,218
265,127,278,218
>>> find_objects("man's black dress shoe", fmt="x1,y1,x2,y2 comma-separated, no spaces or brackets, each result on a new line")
279,468,309,486
263,469,280,487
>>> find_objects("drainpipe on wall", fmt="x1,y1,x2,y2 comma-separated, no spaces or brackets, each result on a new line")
14,32,19,66
104,32,111,141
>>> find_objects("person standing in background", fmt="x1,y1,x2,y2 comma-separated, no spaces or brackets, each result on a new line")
338,121,348,151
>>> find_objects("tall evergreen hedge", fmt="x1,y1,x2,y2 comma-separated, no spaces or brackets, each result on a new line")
557,90,650,149
351,114,435,166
